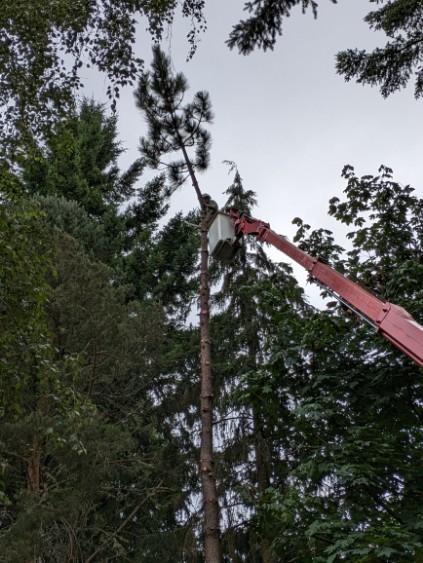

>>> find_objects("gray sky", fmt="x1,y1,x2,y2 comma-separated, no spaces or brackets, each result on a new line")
83,0,423,302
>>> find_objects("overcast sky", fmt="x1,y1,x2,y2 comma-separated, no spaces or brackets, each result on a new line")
83,0,423,303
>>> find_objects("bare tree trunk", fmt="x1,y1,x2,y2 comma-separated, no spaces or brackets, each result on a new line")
177,134,222,562
27,434,41,493
199,213,222,563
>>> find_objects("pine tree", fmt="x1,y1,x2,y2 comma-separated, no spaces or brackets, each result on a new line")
135,46,222,562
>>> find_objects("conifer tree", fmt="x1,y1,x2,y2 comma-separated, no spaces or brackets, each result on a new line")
124,177,200,320
20,100,143,266
135,46,222,562
21,100,143,212
1,99,203,561
211,166,310,561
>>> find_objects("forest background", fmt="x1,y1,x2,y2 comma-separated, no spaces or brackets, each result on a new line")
1,1,423,562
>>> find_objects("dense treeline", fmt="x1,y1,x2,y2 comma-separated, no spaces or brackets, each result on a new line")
1,1,423,561
1,101,201,561
2,93,423,561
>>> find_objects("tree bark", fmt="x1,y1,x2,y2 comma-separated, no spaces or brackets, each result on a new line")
27,434,41,493
176,125,222,562
199,214,222,563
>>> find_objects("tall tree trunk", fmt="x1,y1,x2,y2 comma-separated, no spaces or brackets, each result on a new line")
178,134,222,562
199,212,222,563
27,433,41,493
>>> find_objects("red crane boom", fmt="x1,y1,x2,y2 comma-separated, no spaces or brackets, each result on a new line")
210,210,423,368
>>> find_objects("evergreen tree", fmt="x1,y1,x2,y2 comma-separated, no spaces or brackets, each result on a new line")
0,195,204,562
1,97,206,561
227,0,337,54
21,99,142,213
336,1,423,99
135,46,222,562
124,176,200,320
211,166,310,562
20,100,143,265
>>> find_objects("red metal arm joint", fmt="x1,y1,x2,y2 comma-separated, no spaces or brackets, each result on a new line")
228,210,270,241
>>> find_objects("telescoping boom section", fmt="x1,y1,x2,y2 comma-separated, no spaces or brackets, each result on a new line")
208,210,423,368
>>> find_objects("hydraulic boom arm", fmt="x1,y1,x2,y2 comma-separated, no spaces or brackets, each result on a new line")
230,211,423,368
